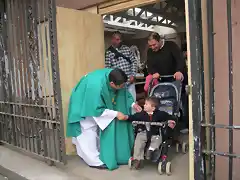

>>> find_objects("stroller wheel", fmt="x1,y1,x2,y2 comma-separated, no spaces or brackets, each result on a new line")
157,161,164,175
166,162,172,176
128,157,133,169
182,142,188,154
176,143,180,153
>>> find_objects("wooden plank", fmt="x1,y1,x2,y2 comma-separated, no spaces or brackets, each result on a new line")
56,7,105,155
98,0,160,15
83,6,99,13
56,0,109,10
184,0,194,180
98,0,130,9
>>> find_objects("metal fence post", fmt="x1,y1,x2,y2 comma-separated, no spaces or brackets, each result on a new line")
186,0,205,179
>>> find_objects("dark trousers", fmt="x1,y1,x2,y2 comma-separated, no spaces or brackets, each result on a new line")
181,92,189,129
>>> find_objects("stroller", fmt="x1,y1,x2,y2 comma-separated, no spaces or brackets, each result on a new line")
128,75,188,175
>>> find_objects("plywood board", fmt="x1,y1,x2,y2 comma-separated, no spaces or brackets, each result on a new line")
56,0,108,10
56,7,105,155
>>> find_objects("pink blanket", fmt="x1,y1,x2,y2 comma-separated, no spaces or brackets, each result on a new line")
144,74,158,92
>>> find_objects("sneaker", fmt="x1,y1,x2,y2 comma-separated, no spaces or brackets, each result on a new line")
133,160,144,170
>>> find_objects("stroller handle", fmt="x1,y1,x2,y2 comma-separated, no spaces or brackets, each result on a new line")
132,121,168,127
159,75,174,79
148,75,175,95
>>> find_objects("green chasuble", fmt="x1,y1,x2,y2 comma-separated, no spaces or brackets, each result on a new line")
67,68,134,170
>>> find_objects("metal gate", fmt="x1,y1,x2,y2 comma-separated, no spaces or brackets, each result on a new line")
0,0,66,165
187,0,239,179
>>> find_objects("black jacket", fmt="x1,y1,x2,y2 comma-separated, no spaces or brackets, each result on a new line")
127,110,174,138
147,41,185,75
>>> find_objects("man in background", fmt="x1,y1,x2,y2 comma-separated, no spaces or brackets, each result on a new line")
105,31,137,101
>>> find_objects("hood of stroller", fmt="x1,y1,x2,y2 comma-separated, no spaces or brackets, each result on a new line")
149,81,182,115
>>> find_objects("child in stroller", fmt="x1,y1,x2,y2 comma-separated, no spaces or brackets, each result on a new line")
121,97,176,172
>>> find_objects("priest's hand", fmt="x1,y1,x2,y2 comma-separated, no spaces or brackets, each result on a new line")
133,103,142,112
121,115,129,121
117,112,126,120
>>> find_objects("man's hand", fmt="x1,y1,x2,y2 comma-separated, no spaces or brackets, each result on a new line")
168,120,176,129
133,103,142,112
174,71,184,81
129,76,135,84
117,112,126,120
152,73,160,79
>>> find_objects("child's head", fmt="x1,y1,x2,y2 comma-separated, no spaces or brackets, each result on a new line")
144,97,159,113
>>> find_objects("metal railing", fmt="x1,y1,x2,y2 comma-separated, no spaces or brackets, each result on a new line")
188,0,239,179
0,0,66,165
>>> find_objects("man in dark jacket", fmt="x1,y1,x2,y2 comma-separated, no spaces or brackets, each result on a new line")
146,32,188,130
147,32,185,80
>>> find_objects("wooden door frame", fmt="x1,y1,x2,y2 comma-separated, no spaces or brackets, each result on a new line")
83,1,207,179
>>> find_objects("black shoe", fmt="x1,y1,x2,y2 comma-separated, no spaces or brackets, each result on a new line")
89,164,108,170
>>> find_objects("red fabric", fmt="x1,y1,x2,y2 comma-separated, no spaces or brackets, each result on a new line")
149,114,153,121
144,74,158,92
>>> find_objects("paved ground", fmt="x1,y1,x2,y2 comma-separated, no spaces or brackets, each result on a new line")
67,154,188,180
0,174,7,180
0,137,189,180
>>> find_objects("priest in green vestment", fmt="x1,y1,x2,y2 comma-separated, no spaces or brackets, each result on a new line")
67,68,142,170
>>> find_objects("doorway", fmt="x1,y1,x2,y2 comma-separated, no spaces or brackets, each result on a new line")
55,0,205,179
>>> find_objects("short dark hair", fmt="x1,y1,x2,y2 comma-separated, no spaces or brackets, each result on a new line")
148,32,161,42
112,31,122,39
109,68,128,85
145,96,159,108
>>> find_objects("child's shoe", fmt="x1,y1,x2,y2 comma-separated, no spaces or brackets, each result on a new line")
133,159,144,170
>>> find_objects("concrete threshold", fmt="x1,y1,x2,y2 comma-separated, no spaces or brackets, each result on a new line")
0,145,87,180
0,144,189,180
0,165,28,180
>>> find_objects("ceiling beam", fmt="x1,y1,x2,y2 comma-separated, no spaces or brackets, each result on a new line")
103,15,155,32
135,8,144,17
142,4,184,23
114,13,176,29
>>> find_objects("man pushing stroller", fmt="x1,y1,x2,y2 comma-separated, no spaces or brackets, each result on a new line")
120,97,176,170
